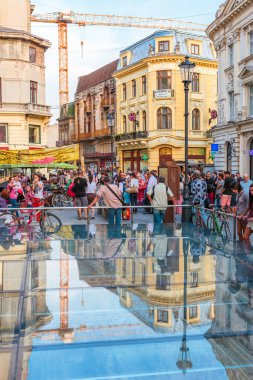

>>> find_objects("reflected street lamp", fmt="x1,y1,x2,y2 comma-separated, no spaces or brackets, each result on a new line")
177,238,193,374
107,112,115,180
179,56,195,222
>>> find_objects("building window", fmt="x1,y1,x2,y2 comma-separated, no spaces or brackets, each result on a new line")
132,80,136,97
229,91,234,120
228,44,234,66
157,310,168,323
142,76,147,94
192,73,199,92
191,44,200,55
157,107,172,129
158,41,170,52
189,306,198,319
122,83,127,101
250,32,253,55
29,47,36,63
142,110,147,131
190,272,198,288
122,56,127,67
192,109,200,130
0,124,7,143
250,85,253,117
29,125,40,144
123,115,127,133
30,81,37,104
157,70,172,90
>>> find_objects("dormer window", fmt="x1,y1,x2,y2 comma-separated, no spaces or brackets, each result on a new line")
122,56,127,67
158,41,170,52
191,44,200,55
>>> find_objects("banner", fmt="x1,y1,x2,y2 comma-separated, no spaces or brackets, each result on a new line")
0,144,79,165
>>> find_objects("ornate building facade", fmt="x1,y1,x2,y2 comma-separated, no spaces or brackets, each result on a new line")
0,0,51,151
73,60,118,170
207,0,253,175
113,30,217,172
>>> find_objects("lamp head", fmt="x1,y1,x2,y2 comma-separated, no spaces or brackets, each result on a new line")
179,56,195,83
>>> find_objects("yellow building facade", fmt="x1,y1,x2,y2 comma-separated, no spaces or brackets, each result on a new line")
113,31,218,172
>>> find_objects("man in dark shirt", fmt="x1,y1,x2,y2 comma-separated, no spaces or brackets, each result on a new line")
72,172,88,220
221,171,234,209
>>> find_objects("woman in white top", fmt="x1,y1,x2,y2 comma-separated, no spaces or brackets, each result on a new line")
86,175,96,219
128,172,139,213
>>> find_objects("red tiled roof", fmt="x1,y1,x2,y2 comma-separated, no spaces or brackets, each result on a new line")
76,59,118,94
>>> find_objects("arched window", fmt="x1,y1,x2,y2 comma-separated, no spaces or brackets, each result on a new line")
192,108,200,130
157,107,172,129
123,116,127,133
142,111,147,131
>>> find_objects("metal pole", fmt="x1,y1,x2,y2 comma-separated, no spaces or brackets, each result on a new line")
182,82,191,222
110,126,114,182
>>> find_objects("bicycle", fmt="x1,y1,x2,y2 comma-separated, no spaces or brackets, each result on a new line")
207,207,232,240
51,189,73,207
191,205,206,228
0,207,62,235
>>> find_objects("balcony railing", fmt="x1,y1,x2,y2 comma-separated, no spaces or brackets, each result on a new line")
70,133,78,141
115,131,148,141
94,128,111,137
101,98,110,108
0,102,51,116
79,132,94,140
56,140,70,147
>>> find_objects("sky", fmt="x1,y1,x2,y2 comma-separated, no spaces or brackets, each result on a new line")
31,0,224,121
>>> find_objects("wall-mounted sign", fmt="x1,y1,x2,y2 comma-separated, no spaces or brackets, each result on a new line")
211,144,219,152
128,113,136,122
250,150,253,156
153,89,173,99
210,110,217,119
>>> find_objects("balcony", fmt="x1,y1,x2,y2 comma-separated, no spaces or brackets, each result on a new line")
84,152,112,159
84,104,92,113
101,97,110,108
94,128,111,138
0,102,51,116
56,140,70,147
153,89,174,99
79,132,94,140
70,133,78,141
115,131,148,141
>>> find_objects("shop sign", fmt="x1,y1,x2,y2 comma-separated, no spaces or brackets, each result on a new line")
153,89,173,99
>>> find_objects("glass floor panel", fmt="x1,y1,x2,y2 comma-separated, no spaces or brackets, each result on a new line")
1,224,253,379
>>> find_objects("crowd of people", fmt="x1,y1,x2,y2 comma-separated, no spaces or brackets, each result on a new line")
0,167,253,245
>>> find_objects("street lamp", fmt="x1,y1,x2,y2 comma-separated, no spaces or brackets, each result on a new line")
107,112,115,180
179,56,195,222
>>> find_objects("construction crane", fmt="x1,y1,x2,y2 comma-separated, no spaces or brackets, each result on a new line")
31,11,207,107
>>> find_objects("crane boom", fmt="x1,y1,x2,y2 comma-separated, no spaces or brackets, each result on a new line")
31,11,207,106
31,11,207,32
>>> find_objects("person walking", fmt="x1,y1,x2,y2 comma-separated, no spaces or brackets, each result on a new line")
86,175,96,220
232,182,248,241
128,172,139,213
215,173,224,209
147,176,175,224
220,171,234,210
88,176,123,226
240,174,253,199
242,184,253,246
205,171,215,204
72,172,88,220
32,173,44,221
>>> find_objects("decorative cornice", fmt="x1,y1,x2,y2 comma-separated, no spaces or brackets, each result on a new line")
207,0,252,40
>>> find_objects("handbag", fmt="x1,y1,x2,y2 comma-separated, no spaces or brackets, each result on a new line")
126,186,138,194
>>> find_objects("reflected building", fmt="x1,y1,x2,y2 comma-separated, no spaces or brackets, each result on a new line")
206,253,253,380
116,237,216,332
0,242,52,380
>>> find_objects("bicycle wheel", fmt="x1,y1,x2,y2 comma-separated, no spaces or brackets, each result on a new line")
223,221,232,240
207,215,214,232
40,212,62,234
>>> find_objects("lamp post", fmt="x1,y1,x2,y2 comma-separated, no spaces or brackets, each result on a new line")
179,56,195,222
107,112,115,180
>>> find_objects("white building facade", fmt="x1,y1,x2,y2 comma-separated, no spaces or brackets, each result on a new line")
207,0,253,176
